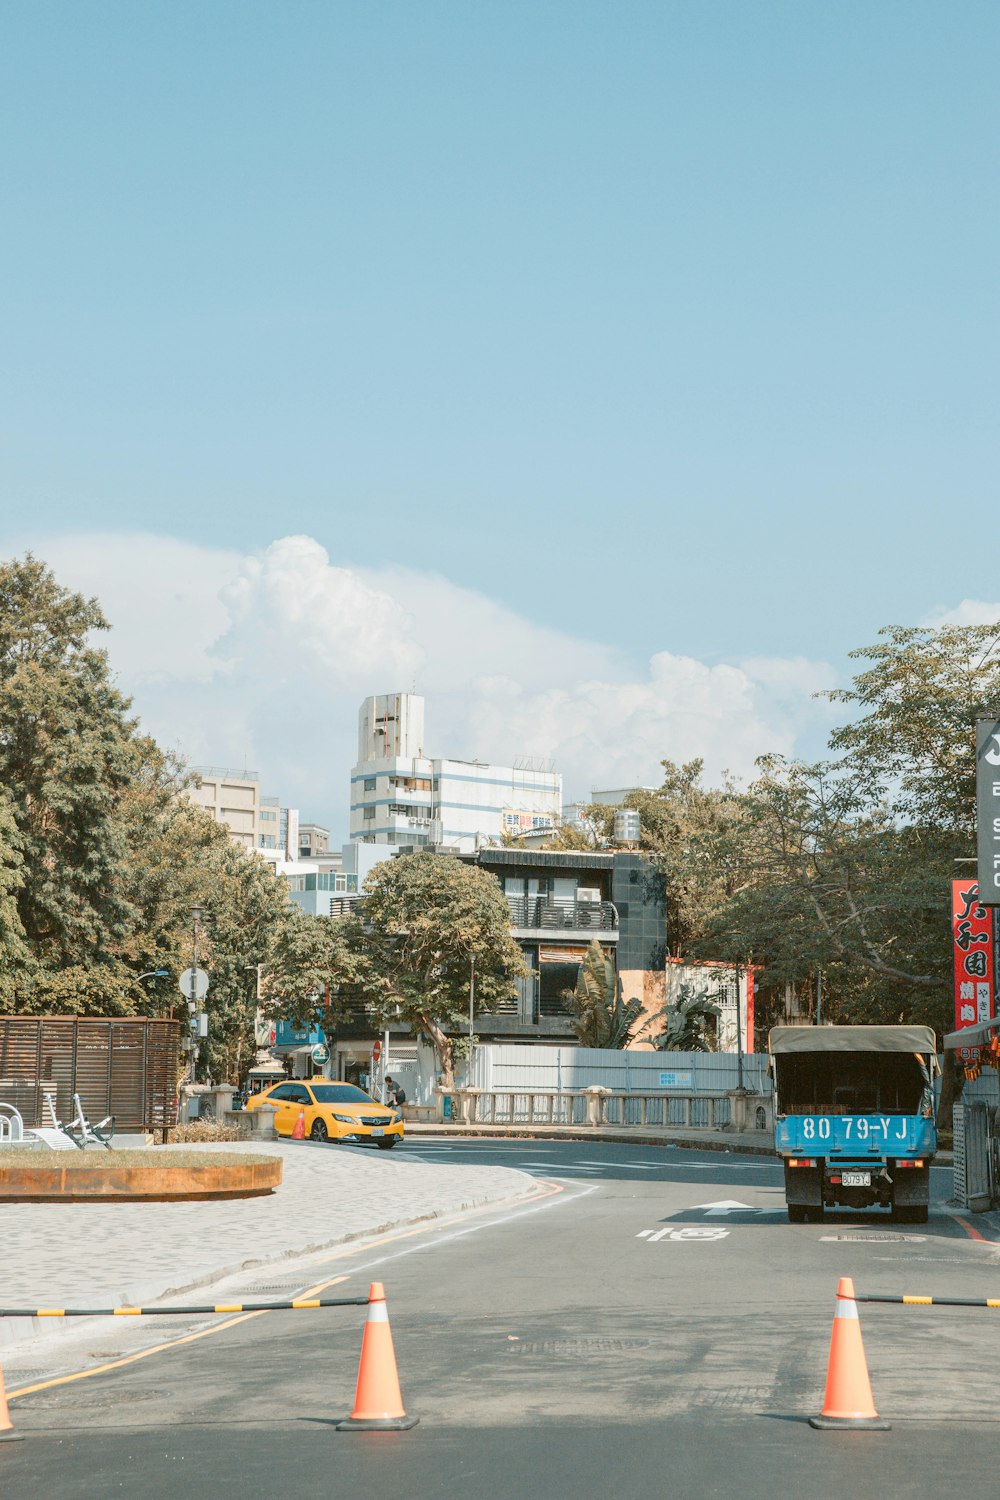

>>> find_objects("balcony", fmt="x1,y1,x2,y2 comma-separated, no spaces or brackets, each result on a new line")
505,896,618,937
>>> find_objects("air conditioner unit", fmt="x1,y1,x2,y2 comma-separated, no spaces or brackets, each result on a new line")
577,888,601,903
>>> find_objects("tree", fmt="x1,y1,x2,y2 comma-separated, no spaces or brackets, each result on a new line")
651,983,720,1051
826,621,1000,832
690,618,1000,1037
0,554,302,1066
0,554,152,971
355,851,527,1088
570,939,644,1049
264,905,370,1030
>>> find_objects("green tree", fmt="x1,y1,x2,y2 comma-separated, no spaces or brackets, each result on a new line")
356,851,527,1087
570,939,644,1049
0,555,143,971
264,905,371,1031
651,983,720,1051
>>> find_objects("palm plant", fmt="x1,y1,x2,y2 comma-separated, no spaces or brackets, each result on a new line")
570,940,645,1049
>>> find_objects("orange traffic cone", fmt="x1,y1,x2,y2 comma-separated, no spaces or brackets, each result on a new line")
0,1359,23,1443
292,1110,306,1140
336,1282,418,1431
810,1276,890,1430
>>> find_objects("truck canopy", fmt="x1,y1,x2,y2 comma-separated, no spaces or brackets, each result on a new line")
769,1025,936,1056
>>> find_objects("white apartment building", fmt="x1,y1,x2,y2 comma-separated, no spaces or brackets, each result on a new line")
349,692,562,853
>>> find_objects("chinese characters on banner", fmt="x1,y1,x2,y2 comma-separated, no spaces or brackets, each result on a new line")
952,879,995,1062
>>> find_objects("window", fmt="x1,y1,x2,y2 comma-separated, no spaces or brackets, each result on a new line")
363,807,376,821
268,1083,299,1101
364,777,376,791
308,1084,374,1105
258,835,276,849
260,809,277,821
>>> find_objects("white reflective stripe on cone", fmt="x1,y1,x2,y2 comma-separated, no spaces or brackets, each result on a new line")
368,1302,389,1323
835,1300,860,1320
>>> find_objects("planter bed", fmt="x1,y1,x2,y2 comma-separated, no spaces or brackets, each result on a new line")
0,1148,282,1202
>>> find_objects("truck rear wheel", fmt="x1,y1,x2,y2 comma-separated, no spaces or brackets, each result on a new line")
787,1204,807,1223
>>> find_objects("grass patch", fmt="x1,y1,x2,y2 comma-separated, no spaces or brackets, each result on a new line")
0,1148,278,1169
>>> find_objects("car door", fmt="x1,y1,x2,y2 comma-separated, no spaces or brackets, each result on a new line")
267,1083,299,1134
285,1083,312,1132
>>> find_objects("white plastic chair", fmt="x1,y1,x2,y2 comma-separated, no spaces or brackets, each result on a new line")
0,1102,26,1144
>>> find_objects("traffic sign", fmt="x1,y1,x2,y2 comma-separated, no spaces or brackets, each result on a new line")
179,967,209,1001
372,1040,382,1060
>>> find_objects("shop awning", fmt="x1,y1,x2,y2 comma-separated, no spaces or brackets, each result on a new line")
943,1017,1000,1050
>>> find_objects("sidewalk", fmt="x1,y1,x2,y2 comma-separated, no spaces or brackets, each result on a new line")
0,1138,534,1355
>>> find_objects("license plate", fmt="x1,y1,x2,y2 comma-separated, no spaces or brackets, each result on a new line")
842,1171,871,1187
371,1127,384,1138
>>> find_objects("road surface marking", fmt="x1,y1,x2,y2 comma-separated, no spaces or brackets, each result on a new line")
637,1227,730,1242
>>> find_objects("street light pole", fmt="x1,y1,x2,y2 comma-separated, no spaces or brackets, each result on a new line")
468,953,475,1087
734,959,745,1092
189,906,203,1082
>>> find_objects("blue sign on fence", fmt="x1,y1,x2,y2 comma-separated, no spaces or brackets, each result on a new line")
659,1071,693,1089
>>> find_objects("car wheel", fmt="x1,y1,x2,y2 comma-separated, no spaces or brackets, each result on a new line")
377,1137,397,1150
310,1119,329,1143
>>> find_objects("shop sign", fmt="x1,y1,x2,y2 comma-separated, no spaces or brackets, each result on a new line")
952,878,994,1061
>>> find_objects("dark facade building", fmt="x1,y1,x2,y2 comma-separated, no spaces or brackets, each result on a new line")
285,845,668,1082
459,847,667,1042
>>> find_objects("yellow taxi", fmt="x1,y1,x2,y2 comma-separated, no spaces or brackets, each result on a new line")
244,1080,404,1148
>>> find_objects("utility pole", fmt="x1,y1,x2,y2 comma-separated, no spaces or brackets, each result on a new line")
816,969,823,1026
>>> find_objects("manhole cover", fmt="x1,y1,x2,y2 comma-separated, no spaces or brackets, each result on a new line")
506,1338,650,1356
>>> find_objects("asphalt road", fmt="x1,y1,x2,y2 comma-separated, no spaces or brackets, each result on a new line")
5,1138,1000,1499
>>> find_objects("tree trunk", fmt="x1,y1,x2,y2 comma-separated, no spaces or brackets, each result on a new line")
419,1012,455,1090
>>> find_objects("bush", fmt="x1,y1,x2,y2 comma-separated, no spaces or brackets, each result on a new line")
166,1120,242,1144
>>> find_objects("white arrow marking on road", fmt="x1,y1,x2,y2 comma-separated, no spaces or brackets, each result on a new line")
693,1199,769,1216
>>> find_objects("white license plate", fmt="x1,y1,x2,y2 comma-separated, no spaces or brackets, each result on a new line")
842,1171,871,1187
371,1127,384,1138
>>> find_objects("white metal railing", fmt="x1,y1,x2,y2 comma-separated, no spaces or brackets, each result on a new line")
444,1088,774,1133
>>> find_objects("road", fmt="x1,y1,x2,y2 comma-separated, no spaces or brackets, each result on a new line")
5,1138,1000,1499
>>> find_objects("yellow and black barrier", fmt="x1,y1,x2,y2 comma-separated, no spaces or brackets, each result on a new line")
856,1293,1000,1308
0,1294,370,1319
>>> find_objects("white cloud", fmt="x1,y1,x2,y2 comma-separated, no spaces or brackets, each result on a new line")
922,600,1000,629
3,531,844,834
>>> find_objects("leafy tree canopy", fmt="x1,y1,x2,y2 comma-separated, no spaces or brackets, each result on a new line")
355,851,527,1086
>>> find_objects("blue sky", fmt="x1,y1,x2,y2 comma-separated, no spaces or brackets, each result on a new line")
2,2,998,832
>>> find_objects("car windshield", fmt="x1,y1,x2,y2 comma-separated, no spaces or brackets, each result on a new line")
308,1084,378,1105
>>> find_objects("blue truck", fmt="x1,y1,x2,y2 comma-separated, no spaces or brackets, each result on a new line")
769,1024,938,1224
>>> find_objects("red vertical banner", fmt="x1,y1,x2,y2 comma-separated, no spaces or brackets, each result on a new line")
952,879,994,1062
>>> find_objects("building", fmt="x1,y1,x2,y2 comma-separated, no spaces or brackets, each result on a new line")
188,767,301,870
299,823,330,859
463,847,668,1044
349,692,562,852
188,767,262,852
308,844,668,1089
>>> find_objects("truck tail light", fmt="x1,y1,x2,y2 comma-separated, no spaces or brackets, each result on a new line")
787,1158,817,1168
895,1159,924,1169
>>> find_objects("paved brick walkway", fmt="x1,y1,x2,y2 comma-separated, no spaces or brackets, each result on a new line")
0,1139,533,1356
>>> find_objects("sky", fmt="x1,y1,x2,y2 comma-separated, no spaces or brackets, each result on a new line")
2,2,999,838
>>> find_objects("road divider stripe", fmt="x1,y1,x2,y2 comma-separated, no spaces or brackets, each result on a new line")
858,1294,1000,1307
